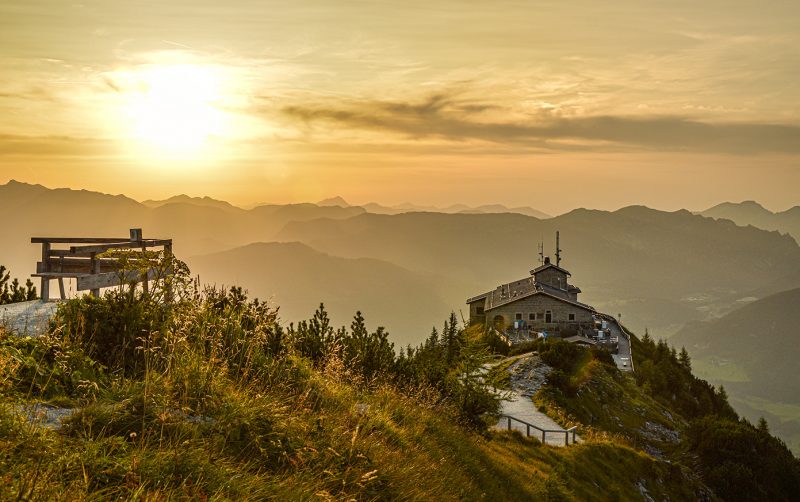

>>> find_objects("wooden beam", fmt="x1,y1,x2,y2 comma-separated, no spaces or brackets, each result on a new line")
77,268,160,292
31,237,133,244
38,258,124,275
69,239,172,255
32,272,91,278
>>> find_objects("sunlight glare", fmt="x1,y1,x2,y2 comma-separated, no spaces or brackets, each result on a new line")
122,64,227,159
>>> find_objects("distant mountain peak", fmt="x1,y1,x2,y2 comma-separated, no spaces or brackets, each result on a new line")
317,196,350,207
141,194,241,211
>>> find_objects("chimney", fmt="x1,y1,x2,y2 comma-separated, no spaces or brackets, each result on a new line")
544,256,551,265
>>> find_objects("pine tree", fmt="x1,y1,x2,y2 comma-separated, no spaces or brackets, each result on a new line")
678,346,691,370
757,416,770,433
0,265,37,305
718,385,729,403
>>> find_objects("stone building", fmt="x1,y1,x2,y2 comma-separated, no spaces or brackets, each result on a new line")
466,256,595,337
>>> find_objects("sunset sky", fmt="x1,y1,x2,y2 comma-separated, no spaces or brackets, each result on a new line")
1,0,798,214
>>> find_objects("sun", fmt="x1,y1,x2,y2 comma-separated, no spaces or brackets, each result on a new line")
120,64,227,159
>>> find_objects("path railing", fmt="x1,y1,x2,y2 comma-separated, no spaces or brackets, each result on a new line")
500,414,578,446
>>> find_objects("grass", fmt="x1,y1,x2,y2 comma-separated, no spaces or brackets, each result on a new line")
533,353,685,457
0,294,711,500
483,355,520,390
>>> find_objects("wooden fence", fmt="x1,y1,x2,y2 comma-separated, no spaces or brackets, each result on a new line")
31,228,172,301
501,414,578,446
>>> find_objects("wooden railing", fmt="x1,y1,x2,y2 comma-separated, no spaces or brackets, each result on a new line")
31,228,172,301
500,414,578,446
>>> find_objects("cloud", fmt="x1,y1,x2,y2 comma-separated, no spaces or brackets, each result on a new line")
0,134,114,157
281,94,800,154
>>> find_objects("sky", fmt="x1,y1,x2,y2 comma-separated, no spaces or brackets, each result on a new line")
1,0,799,214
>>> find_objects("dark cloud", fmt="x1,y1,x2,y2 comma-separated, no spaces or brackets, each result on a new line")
281,94,800,154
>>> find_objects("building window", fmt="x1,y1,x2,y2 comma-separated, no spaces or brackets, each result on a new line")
476,307,484,315
545,310,552,323
568,313,576,321
529,313,536,321
515,313,523,321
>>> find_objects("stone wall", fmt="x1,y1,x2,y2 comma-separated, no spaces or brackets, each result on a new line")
533,268,569,289
468,299,486,325
485,294,593,333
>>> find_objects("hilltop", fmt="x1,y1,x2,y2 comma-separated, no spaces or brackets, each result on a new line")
1,274,798,500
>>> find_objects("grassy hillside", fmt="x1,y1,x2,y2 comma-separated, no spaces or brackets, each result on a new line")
0,290,712,500
511,333,800,501
671,288,800,453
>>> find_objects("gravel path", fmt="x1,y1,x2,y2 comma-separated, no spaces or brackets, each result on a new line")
0,300,58,336
493,354,581,446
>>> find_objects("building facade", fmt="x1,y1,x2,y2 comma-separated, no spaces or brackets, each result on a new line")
466,256,595,336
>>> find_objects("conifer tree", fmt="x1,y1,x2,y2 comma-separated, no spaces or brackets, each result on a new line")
0,265,37,305
678,346,691,370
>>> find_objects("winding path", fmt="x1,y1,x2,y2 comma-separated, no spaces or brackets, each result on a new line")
491,354,582,446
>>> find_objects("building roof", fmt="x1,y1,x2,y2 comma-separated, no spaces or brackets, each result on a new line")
467,275,595,312
530,261,571,277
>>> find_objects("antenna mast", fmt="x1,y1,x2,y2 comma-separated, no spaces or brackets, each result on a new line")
555,231,562,267
538,240,544,266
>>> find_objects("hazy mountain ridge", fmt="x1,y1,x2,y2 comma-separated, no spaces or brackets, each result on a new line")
277,206,800,335
671,288,800,452
701,200,800,242
4,180,800,344
318,196,552,219
0,180,365,273
190,241,451,347
141,194,244,212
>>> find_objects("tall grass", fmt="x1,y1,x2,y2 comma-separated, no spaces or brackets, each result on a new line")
0,269,712,500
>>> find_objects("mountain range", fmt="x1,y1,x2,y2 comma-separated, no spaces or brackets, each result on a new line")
700,200,800,242
3,180,799,343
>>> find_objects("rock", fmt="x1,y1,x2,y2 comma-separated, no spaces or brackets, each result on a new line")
13,403,76,429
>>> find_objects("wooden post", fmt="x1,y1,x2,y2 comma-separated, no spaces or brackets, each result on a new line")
40,242,50,301
507,417,511,432
164,242,173,303
58,278,66,300
526,424,530,437
141,243,149,295
90,252,100,297
564,432,569,446
572,429,577,444
541,430,545,443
